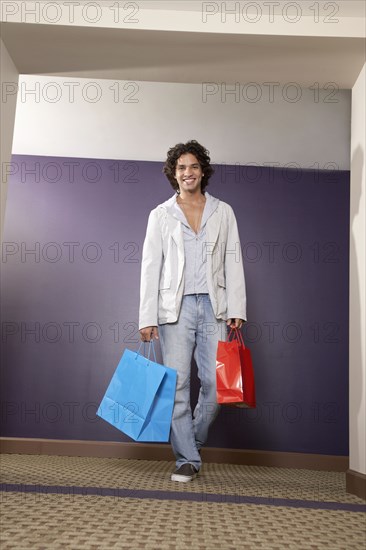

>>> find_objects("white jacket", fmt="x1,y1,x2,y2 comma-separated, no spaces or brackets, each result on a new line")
138,191,247,329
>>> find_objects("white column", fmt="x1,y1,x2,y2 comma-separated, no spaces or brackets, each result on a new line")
349,62,366,477
0,39,19,242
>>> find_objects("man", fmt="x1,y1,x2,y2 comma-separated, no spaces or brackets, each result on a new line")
139,140,246,482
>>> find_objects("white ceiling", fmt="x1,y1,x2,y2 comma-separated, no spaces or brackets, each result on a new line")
1,21,364,88
137,0,366,16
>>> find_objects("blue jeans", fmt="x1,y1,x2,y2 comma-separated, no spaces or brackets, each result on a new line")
158,293,227,471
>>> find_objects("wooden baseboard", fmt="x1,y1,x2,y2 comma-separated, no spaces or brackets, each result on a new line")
346,469,366,500
0,437,348,472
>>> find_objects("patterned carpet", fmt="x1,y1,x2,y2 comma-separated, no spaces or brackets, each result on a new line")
1,454,365,549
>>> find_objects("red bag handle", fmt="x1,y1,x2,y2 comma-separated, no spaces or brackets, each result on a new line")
227,327,246,349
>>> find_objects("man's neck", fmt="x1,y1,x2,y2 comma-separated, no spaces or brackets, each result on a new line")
177,190,205,204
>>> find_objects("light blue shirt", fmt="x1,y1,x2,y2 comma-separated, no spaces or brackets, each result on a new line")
166,192,219,295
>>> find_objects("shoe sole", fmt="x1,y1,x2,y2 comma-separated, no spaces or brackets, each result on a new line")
170,472,197,482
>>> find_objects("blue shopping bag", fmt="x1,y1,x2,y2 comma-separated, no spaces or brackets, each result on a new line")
96,340,177,442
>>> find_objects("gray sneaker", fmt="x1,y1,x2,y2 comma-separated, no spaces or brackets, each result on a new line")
171,463,198,482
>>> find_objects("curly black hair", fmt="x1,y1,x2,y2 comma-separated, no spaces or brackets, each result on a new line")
163,140,214,194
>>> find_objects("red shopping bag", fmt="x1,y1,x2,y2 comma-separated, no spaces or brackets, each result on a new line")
216,328,242,404
216,327,256,408
236,328,256,408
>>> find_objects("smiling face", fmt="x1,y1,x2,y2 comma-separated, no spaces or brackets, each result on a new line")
175,153,204,195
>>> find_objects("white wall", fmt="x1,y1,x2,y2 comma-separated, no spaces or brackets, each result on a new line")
0,39,19,240
12,75,351,169
350,62,366,475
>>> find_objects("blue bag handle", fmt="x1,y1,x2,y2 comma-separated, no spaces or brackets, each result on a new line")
134,339,157,364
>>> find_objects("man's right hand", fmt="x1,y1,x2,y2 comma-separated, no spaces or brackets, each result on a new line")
139,326,159,342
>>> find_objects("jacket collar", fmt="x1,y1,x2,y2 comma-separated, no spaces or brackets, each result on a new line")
159,191,221,250
160,191,219,219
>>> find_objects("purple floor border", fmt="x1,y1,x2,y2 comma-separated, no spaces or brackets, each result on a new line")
1,484,365,512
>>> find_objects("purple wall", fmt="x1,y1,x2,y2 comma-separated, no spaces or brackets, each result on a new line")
1,155,350,455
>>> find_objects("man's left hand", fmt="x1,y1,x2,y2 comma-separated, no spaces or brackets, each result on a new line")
226,318,245,329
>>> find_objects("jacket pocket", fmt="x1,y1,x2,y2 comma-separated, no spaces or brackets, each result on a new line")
217,274,226,288
216,274,227,314
159,272,171,290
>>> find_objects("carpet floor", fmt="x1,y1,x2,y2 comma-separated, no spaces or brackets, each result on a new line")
1,454,365,549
